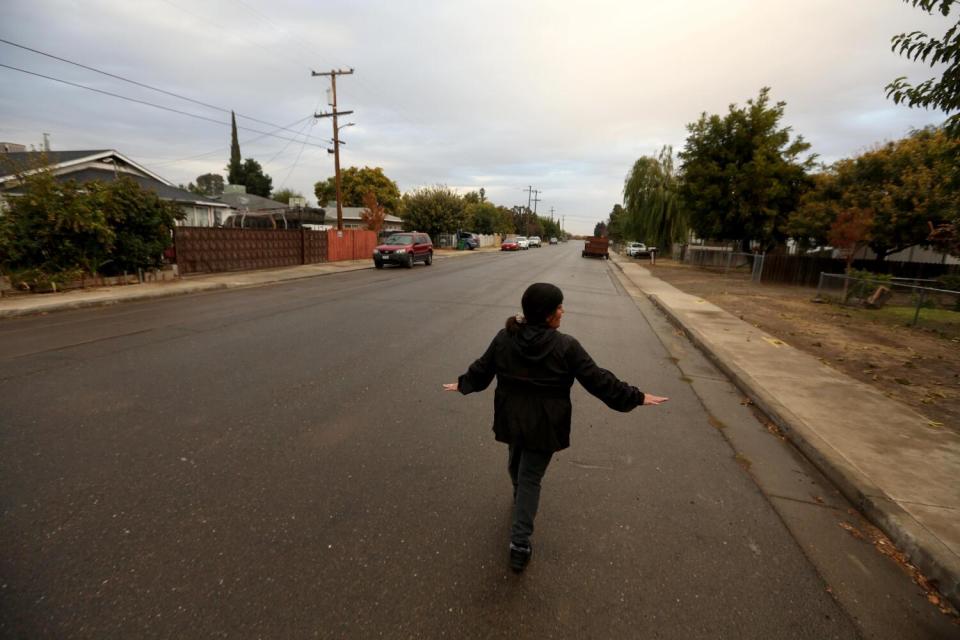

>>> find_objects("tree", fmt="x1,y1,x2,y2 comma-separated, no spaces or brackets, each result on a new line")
886,0,960,136
786,127,959,259
227,111,243,185
399,186,467,238
622,146,688,251
272,188,303,205
679,87,815,250
313,166,400,212
828,207,874,270
466,201,513,234
593,221,608,237
0,169,181,282
606,204,626,242
360,191,386,232
0,169,113,279
237,158,272,198
90,177,183,273
192,173,224,196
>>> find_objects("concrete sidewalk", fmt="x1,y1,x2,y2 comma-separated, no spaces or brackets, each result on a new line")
0,248,498,319
610,253,960,609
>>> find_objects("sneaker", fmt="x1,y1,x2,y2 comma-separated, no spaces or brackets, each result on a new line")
509,542,532,573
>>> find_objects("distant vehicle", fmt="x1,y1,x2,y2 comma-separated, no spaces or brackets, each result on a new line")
458,231,480,250
516,236,530,249
373,232,433,268
549,237,558,245
625,242,657,257
582,236,609,259
528,236,542,248
501,237,520,251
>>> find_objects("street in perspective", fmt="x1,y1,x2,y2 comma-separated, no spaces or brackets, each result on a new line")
2,1,960,638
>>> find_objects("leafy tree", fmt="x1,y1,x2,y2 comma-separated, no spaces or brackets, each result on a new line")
272,188,303,205
593,221,608,237
0,170,181,282
786,127,959,259
606,204,626,241
314,166,400,212
90,177,182,273
191,173,224,196
828,207,874,270
399,186,467,238
237,158,272,198
466,201,513,234
360,191,386,232
227,111,243,185
463,191,481,205
679,87,815,250
622,145,687,251
886,0,960,136
0,169,113,278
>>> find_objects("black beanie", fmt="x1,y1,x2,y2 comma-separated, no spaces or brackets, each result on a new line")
521,283,564,325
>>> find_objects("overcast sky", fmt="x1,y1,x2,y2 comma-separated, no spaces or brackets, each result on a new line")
0,0,954,234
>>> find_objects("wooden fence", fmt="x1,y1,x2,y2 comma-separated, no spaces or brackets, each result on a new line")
759,254,959,287
327,229,378,262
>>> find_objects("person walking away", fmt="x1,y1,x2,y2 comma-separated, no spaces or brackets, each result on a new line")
443,283,668,573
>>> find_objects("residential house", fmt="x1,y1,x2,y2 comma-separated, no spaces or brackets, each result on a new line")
0,148,230,225
213,186,326,228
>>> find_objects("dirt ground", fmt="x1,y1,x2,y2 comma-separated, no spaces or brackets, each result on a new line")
645,259,960,434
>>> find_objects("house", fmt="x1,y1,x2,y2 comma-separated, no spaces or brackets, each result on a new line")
322,202,404,231
0,148,230,226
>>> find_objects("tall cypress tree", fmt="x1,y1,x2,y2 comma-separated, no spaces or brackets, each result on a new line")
227,111,243,185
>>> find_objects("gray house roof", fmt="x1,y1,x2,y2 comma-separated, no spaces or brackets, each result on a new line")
213,191,288,212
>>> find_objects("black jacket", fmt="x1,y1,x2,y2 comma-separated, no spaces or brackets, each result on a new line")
457,325,645,452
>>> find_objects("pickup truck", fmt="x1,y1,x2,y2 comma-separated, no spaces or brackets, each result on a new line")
625,242,657,258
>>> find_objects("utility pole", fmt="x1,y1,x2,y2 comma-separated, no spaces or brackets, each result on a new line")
550,206,555,223
312,67,354,231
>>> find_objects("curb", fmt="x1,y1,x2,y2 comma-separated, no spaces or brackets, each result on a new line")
610,257,960,609
0,263,375,320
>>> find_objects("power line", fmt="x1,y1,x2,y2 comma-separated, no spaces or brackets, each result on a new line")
0,63,330,150
0,37,318,140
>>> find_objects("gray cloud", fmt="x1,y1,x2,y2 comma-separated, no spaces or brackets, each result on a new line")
1,0,953,233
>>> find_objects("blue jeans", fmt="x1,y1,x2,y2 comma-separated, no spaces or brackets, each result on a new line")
508,444,553,547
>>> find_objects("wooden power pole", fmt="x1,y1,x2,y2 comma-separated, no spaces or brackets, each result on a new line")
312,67,354,231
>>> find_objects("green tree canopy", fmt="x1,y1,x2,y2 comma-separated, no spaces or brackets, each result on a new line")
466,201,514,235
235,159,272,198
314,166,400,213
227,111,243,185
622,145,687,251
886,0,960,136
679,87,815,250
787,126,959,260
188,173,224,197
0,171,181,282
399,186,467,238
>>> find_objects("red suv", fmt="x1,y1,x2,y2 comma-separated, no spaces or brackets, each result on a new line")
373,232,433,268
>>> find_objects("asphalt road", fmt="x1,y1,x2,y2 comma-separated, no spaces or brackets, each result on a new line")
0,245,952,638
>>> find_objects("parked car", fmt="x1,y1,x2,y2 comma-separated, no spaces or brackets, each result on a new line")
516,236,530,249
373,232,433,268
625,241,657,257
501,237,520,251
458,231,480,250
528,236,542,248
549,237,558,245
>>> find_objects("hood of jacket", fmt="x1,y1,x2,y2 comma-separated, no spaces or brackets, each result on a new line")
511,324,559,363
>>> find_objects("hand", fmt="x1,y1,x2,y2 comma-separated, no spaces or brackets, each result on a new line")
643,394,669,406
442,383,459,392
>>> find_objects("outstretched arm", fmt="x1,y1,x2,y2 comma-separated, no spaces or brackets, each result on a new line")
444,333,499,394
566,338,668,410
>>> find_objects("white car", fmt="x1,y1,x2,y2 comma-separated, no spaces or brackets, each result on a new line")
515,236,530,249
626,242,656,257
528,236,542,248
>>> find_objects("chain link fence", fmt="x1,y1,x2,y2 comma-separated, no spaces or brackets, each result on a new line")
681,246,764,281
815,272,960,331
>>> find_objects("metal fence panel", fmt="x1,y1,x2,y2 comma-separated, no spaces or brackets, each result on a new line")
816,272,960,330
